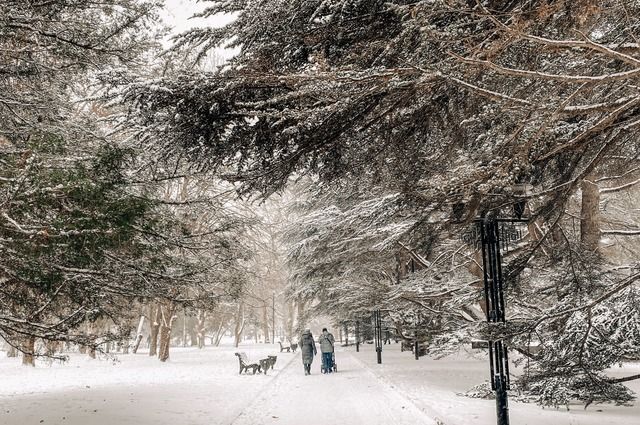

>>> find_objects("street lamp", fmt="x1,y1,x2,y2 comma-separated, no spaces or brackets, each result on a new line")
373,310,382,364
475,214,528,425
272,291,276,344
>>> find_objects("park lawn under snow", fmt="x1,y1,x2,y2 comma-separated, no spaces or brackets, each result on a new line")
0,343,294,425
352,343,640,425
0,342,638,425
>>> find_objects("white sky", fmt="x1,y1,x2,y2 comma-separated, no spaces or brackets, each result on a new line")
161,0,239,63
162,0,234,35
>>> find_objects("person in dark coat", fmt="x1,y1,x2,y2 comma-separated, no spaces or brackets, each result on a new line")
299,328,317,375
318,327,335,373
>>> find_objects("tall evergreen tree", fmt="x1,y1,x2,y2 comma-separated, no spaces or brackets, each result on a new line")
124,0,640,405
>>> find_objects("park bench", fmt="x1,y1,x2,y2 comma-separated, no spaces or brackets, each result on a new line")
278,341,298,353
259,355,278,374
235,352,278,375
235,352,261,375
266,354,277,371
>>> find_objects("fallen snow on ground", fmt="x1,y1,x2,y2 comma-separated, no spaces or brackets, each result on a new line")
0,344,296,425
352,343,640,425
1,343,639,425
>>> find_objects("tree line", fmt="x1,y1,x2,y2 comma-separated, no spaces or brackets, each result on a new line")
2,0,640,408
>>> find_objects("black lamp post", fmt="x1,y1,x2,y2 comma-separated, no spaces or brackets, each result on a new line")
373,310,382,364
355,320,360,352
271,291,276,344
414,327,420,360
476,215,527,425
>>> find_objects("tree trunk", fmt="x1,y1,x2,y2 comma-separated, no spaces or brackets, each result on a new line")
580,179,601,251
344,323,349,346
261,302,270,343
295,299,306,335
21,336,35,366
213,319,225,346
87,321,96,359
44,340,59,356
188,319,198,347
7,344,18,357
196,309,206,349
158,303,178,362
132,315,145,354
285,302,295,342
233,302,245,348
149,304,161,357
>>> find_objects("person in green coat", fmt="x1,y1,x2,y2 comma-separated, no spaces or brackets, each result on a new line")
299,328,317,375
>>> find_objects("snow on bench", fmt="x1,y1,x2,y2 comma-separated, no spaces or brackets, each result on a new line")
278,341,298,353
235,352,278,375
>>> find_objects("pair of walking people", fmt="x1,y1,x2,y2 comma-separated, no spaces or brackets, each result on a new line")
299,327,335,375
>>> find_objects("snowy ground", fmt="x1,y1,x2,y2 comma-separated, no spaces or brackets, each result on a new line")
352,343,640,425
0,344,292,425
1,343,638,425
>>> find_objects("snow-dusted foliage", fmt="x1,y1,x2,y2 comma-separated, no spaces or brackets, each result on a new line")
121,0,640,406
0,1,252,362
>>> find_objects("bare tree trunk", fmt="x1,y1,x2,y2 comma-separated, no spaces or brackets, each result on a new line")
87,321,96,359
182,309,187,347
285,302,295,342
261,302,270,343
7,344,18,357
581,179,601,251
295,299,306,335
158,303,178,362
189,319,198,347
44,340,59,356
196,309,206,349
132,315,145,354
213,320,225,346
21,336,35,366
149,304,161,357
4,334,18,357
233,302,245,348
344,323,349,346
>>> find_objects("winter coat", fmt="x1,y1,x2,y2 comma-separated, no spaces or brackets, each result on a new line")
299,331,317,364
318,332,335,353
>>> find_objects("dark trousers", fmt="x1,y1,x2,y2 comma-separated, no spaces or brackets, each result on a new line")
322,352,333,370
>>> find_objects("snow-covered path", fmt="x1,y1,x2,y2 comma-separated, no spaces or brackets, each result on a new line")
232,348,436,425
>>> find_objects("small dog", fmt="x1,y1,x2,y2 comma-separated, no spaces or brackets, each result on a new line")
290,343,298,353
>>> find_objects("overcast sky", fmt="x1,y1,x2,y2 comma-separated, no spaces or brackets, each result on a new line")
162,0,234,36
